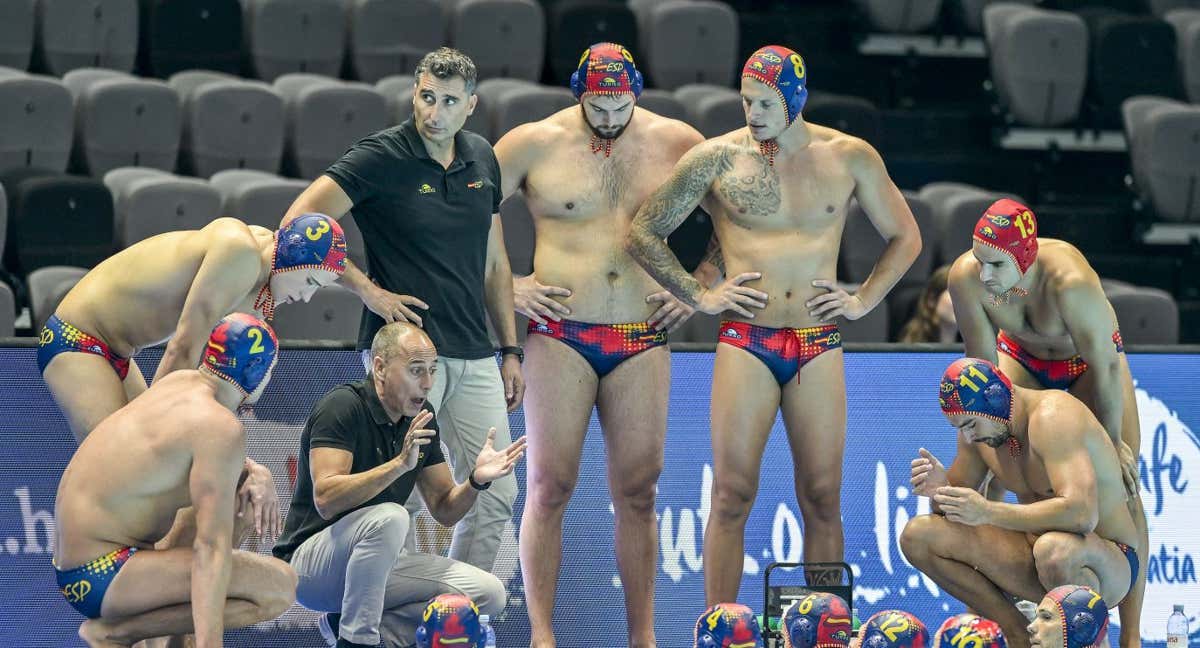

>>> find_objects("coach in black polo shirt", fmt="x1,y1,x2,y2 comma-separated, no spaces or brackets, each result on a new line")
281,47,522,572
274,323,526,648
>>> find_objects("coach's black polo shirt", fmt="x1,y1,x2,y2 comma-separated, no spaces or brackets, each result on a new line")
273,378,445,562
325,119,503,359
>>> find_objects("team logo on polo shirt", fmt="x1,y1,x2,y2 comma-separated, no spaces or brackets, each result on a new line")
467,180,484,189
418,183,436,194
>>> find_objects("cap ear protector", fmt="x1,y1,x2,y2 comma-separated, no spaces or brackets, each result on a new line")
571,42,644,100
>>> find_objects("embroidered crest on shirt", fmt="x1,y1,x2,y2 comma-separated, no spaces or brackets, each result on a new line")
466,180,484,189
418,183,436,194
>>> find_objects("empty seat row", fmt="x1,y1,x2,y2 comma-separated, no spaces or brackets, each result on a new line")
0,68,388,181
1122,95,1200,222
852,0,1200,35
984,4,1195,128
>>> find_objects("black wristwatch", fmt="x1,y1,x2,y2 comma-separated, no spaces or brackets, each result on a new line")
498,345,523,363
469,471,492,491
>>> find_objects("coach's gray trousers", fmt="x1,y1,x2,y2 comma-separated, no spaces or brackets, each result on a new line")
362,353,518,571
290,503,506,647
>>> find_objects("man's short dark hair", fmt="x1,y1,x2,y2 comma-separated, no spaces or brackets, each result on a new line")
414,47,478,94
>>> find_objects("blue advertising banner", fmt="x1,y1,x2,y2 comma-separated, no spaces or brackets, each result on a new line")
0,349,1196,647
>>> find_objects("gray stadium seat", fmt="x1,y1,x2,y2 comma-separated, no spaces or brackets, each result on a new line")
804,92,883,147
854,0,943,34
842,192,935,290
32,0,138,75
0,182,6,254
500,193,535,276
0,281,13,337
0,73,72,174
273,74,389,179
1150,0,1200,18
209,169,308,229
637,88,688,122
465,78,537,141
375,75,415,125
448,0,546,82
959,0,1035,34
0,0,35,71
675,83,742,137
643,0,737,90
984,5,1088,128
1110,287,1180,344
168,71,285,177
1165,9,1200,103
344,0,440,83
840,285,890,343
27,265,88,329
918,182,1026,266
242,0,346,82
62,68,181,177
2,171,114,277
490,85,575,143
103,168,222,248
1121,96,1200,223
270,283,361,341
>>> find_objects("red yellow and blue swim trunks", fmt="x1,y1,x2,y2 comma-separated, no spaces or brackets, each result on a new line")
526,319,667,378
717,321,842,384
37,315,130,380
996,329,1124,391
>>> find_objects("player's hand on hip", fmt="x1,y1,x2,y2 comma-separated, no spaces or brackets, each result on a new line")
365,285,428,327
933,486,992,526
396,410,437,473
646,290,695,332
696,272,768,317
1118,440,1139,496
472,427,528,484
513,274,571,325
237,459,281,539
500,356,524,412
911,447,949,498
808,279,868,321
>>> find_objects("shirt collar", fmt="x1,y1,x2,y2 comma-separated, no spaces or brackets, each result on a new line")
363,377,401,427
399,118,470,172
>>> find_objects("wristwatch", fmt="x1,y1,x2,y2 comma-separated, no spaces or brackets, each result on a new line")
469,471,492,491
498,345,523,363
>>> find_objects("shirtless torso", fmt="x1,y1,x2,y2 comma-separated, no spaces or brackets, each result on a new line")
55,220,273,359
496,98,702,647
510,106,702,323
627,78,921,605
973,390,1137,550
54,371,244,568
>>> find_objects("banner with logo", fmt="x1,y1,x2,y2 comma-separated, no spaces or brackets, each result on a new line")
1,348,1195,647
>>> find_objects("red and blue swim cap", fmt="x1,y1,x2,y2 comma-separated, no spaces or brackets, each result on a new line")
1045,586,1108,648
933,614,1007,648
939,358,1013,424
861,610,930,648
201,313,278,397
571,42,643,99
695,603,764,648
742,45,808,125
783,592,854,648
973,199,1038,275
415,594,485,648
273,213,348,276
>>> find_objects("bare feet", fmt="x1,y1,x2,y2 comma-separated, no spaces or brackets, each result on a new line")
79,620,130,648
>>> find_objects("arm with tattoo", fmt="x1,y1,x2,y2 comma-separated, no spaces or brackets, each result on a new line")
627,144,733,305
692,232,725,289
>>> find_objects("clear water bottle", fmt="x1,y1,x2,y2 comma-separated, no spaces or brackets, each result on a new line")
1168,605,1189,648
480,614,497,648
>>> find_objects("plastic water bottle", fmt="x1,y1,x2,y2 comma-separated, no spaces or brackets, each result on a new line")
1168,605,1189,648
480,614,497,648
